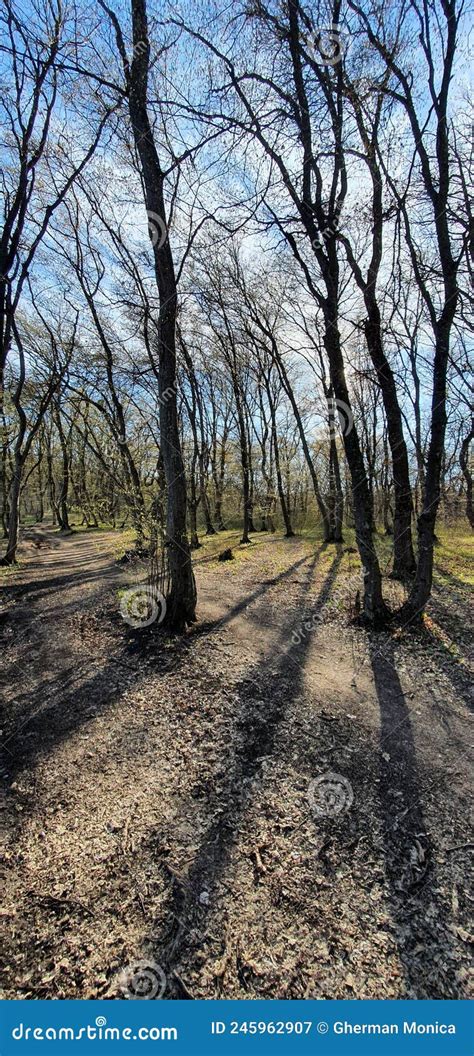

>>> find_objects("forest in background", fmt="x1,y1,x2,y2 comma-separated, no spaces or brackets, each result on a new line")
1,0,473,1003
0,0,472,629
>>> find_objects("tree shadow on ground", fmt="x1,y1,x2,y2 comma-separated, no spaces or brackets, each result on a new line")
3,536,468,999
369,635,463,997
428,585,473,639
0,554,320,784
142,549,343,986
2,564,119,603
418,611,473,715
124,553,320,661
434,563,472,594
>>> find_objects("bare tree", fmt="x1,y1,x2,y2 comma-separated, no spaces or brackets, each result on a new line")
97,0,196,628
0,0,109,387
1,311,75,564
351,0,466,617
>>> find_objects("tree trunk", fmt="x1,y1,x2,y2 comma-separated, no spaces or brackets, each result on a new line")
126,0,196,629
246,417,256,533
54,407,71,532
1,432,9,536
210,408,228,530
327,393,344,541
2,461,21,564
187,442,201,550
364,311,416,577
213,436,227,530
402,318,456,619
460,421,474,529
382,433,393,535
198,451,215,534
214,494,226,531
272,422,294,537
188,491,200,550
324,315,387,622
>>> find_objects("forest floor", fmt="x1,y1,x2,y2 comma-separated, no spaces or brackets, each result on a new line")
0,524,473,1000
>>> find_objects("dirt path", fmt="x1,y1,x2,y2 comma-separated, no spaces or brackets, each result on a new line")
1,529,472,1000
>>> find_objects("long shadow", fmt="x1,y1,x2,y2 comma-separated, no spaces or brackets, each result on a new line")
0,571,124,690
435,564,472,594
142,549,344,984
2,533,119,594
5,549,312,622
370,636,464,997
419,596,473,715
422,634,473,715
1,554,322,785
192,552,318,636
432,579,473,620
0,656,138,783
3,536,468,998
191,531,304,569
429,573,473,633
190,532,245,567
2,565,120,603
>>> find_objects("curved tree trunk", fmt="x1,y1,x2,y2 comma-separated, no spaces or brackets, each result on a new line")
2,460,21,564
